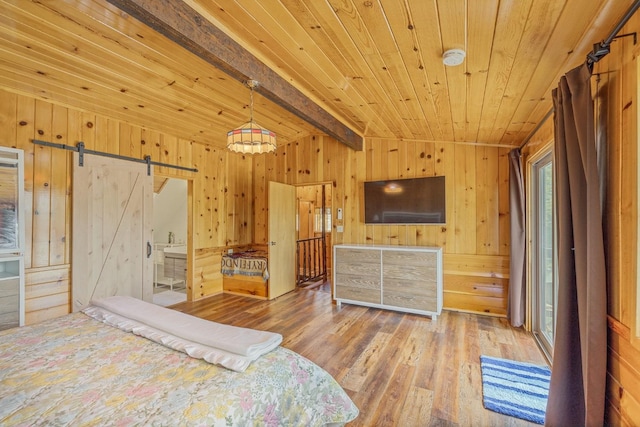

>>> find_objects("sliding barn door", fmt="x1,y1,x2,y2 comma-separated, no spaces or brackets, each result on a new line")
268,181,296,299
72,153,153,311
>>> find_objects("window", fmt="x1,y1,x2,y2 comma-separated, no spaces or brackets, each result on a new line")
530,149,558,360
314,208,331,233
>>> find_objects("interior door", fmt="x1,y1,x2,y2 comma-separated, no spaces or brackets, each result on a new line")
268,181,296,299
72,153,153,311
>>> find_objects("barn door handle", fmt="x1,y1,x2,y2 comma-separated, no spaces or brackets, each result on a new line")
147,242,152,258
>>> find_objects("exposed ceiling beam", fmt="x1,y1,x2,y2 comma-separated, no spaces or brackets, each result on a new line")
105,0,363,151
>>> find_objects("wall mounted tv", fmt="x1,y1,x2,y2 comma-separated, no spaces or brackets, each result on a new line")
363,176,446,224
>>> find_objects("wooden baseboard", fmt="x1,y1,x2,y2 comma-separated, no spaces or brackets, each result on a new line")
442,306,507,318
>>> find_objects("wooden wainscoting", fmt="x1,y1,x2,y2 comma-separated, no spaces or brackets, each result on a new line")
24,265,70,324
193,248,224,300
606,318,640,423
443,254,509,316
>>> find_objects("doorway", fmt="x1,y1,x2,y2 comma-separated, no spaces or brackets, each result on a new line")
296,183,331,287
152,176,187,306
529,149,557,361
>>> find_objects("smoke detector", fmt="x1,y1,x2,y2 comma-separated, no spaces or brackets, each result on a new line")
442,49,466,66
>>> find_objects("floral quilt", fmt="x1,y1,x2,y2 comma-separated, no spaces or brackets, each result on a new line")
0,313,358,426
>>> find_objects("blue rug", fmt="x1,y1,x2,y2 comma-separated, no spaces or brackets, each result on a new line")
480,355,551,424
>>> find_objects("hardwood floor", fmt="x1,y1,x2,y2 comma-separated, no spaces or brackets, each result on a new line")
171,284,546,426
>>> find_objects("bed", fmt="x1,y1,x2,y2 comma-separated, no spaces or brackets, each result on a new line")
222,249,270,299
0,297,358,426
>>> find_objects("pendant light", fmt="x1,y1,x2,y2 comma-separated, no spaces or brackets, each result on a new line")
226,80,277,154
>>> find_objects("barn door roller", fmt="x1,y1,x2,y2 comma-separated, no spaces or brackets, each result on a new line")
32,139,198,175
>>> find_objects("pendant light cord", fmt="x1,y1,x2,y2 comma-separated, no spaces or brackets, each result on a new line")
247,79,258,124
249,82,254,123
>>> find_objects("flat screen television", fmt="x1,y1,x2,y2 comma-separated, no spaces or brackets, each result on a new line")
363,176,446,224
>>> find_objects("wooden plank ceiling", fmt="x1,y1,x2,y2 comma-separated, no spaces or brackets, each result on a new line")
0,0,634,150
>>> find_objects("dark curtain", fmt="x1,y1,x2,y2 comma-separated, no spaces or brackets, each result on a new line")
545,63,607,426
507,148,526,327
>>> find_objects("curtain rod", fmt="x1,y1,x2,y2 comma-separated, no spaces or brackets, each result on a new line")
521,1,640,150
587,0,640,66
32,139,198,175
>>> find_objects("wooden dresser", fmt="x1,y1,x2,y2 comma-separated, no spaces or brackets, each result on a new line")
333,244,443,320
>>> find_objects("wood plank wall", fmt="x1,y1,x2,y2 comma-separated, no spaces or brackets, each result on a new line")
0,88,254,324
254,135,512,315
522,13,640,423
588,19,640,424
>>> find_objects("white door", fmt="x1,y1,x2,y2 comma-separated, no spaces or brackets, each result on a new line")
268,181,296,299
72,153,153,311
